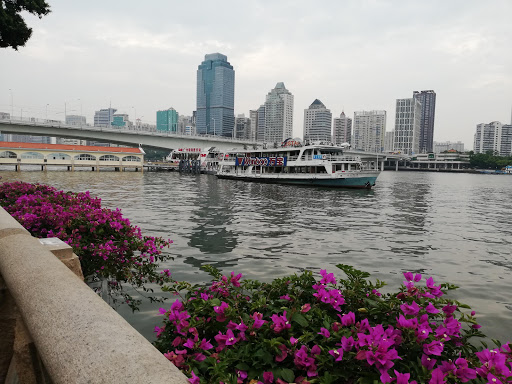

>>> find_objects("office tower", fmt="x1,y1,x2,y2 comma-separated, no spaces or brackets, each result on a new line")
474,122,512,156
413,90,436,153
65,115,86,126
112,114,131,128
333,111,352,145
235,114,252,139
384,131,395,152
196,53,235,137
353,110,387,152
433,141,465,153
394,98,421,155
94,108,117,127
256,105,265,142
156,108,179,132
264,82,294,144
303,99,332,141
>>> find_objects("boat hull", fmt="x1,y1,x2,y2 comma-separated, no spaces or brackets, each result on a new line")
216,173,379,189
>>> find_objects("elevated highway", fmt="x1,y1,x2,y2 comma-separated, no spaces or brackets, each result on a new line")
0,118,257,151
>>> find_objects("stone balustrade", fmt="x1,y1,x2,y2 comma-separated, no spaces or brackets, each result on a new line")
0,207,187,384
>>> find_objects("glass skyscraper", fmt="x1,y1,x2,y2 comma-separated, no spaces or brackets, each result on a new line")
413,90,436,153
196,53,235,137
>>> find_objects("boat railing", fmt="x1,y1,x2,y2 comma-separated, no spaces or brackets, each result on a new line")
298,155,359,162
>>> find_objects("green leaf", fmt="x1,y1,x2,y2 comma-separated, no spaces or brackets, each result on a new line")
292,313,308,327
211,298,221,306
279,368,295,383
235,362,250,371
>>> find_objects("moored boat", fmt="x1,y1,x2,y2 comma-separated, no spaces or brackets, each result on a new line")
216,139,380,189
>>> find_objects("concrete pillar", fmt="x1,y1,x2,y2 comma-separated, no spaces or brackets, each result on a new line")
395,160,399,171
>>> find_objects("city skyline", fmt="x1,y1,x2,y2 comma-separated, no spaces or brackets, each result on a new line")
1,0,511,149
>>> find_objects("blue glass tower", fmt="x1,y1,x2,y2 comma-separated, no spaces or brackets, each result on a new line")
196,53,235,137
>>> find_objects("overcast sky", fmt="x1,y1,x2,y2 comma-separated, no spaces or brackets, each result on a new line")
1,0,511,149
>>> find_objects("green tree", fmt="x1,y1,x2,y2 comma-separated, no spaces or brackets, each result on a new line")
0,0,51,50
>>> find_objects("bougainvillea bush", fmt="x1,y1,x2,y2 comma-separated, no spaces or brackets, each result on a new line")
154,265,512,384
0,181,173,310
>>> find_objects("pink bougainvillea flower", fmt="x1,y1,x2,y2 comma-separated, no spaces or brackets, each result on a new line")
199,338,213,351
400,301,420,316
319,269,337,285
263,371,274,384
270,311,291,333
188,371,200,384
403,272,422,282
429,368,447,384
339,311,355,326
394,370,417,384
250,312,267,329
423,340,444,356
275,344,288,362
300,303,311,313
280,294,292,301
318,327,330,338
290,337,298,345
421,354,437,370
329,348,343,361
425,302,440,314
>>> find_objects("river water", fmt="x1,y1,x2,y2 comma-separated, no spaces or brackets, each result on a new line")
1,170,511,343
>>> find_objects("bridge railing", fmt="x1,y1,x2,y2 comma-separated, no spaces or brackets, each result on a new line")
0,116,256,144
0,207,187,384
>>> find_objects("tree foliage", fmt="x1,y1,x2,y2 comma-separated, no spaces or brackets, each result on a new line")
469,151,512,169
0,0,51,50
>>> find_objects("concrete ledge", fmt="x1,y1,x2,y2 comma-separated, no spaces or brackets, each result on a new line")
0,208,187,384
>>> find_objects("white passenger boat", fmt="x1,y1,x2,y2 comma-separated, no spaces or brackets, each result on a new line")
216,139,381,189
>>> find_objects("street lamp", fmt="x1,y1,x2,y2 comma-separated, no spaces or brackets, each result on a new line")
211,118,216,136
138,116,144,130
8,89,13,118
131,106,136,130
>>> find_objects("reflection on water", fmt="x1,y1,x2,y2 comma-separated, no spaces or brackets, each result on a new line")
1,169,511,342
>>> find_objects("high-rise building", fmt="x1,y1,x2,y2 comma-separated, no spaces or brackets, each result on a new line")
474,122,512,156
352,110,386,152
256,105,265,142
333,111,352,145
394,98,421,155
157,108,179,133
178,115,194,135
235,114,252,140
384,131,395,152
249,110,258,141
413,90,436,153
65,115,86,126
196,53,235,137
303,99,332,141
112,114,131,128
94,108,117,127
264,82,294,144
433,141,465,153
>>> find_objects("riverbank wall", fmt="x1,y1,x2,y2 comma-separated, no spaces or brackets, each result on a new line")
0,207,187,384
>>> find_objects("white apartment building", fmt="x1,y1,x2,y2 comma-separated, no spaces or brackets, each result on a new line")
352,110,386,152
303,99,332,141
235,114,252,140
249,110,258,142
264,82,294,144
93,108,117,127
384,131,395,152
394,98,421,155
65,115,86,126
333,112,352,146
433,141,465,153
474,122,512,156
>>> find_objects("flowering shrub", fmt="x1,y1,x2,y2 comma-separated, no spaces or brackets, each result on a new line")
0,181,173,310
155,265,512,384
